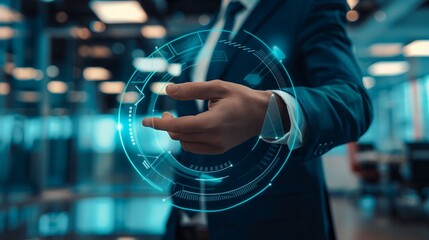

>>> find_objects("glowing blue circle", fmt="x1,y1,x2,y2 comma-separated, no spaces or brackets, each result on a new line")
118,29,299,212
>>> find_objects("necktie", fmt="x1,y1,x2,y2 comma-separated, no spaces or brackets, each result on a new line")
198,1,245,112
187,2,247,216
221,1,245,39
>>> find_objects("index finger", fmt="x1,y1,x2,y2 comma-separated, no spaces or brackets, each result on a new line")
142,111,213,133
166,80,227,101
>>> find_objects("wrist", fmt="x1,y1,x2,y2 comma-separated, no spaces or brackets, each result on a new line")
252,90,272,135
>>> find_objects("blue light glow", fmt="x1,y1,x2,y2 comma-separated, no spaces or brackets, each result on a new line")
75,197,115,234
272,46,286,61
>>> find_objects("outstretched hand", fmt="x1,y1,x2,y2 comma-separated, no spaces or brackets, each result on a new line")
142,80,276,155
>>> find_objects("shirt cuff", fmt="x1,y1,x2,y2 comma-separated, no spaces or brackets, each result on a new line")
261,90,306,149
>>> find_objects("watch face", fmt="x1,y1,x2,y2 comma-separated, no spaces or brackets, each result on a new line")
118,29,298,212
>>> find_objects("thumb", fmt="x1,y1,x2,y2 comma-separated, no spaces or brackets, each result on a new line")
162,112,174,119
162,112,177,140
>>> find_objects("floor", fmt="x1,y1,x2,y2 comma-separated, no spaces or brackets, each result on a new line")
331,197,429,240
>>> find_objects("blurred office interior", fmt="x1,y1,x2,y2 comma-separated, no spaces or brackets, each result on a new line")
0,0,429,239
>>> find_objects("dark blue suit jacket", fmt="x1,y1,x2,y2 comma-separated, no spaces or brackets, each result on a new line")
163,0,373,239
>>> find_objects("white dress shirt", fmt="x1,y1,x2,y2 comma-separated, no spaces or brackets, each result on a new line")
181,0,307,226
192,0,306,149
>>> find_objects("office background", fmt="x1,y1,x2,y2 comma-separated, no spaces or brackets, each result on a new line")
0,0,429,239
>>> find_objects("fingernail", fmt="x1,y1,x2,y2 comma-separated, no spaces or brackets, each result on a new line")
166,84,178,94
142,119,149,126
162,112,172,118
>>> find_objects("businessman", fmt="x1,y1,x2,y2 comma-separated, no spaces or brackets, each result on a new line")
143,0,373,239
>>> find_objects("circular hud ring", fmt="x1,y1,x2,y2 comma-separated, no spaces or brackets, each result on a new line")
118,30,298,212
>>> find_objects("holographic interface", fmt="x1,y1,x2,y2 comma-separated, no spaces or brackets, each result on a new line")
118,30,298,212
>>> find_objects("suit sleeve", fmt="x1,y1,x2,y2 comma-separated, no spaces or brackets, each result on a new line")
282,0,373,163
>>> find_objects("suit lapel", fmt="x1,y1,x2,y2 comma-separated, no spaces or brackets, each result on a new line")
218,0,285,79
177,11,221,116
181,0,285,114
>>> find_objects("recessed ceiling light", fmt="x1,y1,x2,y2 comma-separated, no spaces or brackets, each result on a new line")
0,5,21,23
56,11,68,23
168,64,182,77
71,27,91,40
68,91,88,102
47,81,68,94
12,67,43,80
369,43,402,57
47,65,60,78
118,91,139,103
0,82,10,95
99,81,125,94
0,27,15,40
17,91,41,102
90,21,106,33
403,40,429,57
83,67,111,81
198,15,210,26
117,237,137,240
133,57,168,72
90,1,148,24
141,25,166,39
368,61,409,76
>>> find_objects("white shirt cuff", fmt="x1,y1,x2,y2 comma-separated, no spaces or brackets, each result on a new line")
261,90,306,149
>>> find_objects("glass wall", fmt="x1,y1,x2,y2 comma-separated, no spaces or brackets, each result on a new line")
360,75,429,150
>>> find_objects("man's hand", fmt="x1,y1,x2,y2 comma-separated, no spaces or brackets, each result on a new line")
142,80,285,155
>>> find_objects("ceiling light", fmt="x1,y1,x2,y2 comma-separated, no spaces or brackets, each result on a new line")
90,46,111,58
90,1,148,24
17,91,40,102
83,67,111,81
369,43,402,57
117,237,137,240
0,27,15,40
150,82,171,95
118,91,139,103
4,62,14,74
47,81,68,94
0,82,10,95
168,64,182,77
368,61,409,76
133,57,168,72
0,5,21,23
362,76,375,89
79,45,111,58
141,25,166,39
71,27,91,40
79,45,91,57
90,21,106,33
12,67,43,80
198,15,210,26
68,91,88,102
47,65,60,78
56,11,68,23
403,40,429,57
99,81,125,94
